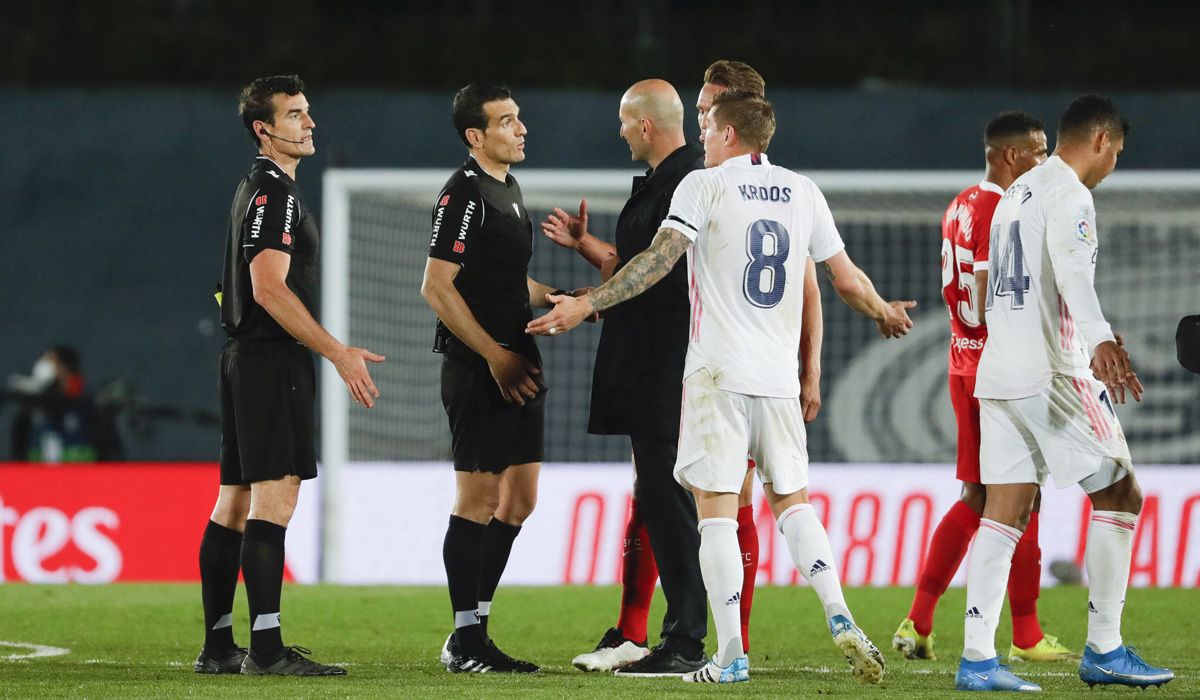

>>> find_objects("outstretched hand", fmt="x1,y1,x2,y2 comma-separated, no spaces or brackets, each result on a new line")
540,198,588,249
877,300,917,338
570,287,601,322
526,292,595,336
334,346,385,408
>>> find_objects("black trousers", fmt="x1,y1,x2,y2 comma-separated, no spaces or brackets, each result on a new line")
631,435,706,651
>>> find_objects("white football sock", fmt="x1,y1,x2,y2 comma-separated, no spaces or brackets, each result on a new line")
779,504,851,623
1085,510,1137,654
963,518,1021,661
698,517,744,667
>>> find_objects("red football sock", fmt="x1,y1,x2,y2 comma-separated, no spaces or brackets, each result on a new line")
1007,510,1044,649
737,503,759,653
616,498,657,644
908,499,981,636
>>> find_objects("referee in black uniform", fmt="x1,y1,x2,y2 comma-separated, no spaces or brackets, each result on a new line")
195,75,382,677
542,79,710,675
421,83,568,674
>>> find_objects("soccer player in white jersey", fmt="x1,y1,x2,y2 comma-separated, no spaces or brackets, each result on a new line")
528,91,915,685
893,112,1078,664
956,94,1173,692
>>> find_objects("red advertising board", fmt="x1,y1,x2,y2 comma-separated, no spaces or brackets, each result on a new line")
0,463,222,583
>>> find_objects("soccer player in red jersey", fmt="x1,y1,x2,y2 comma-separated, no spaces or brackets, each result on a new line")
892,112,1076,663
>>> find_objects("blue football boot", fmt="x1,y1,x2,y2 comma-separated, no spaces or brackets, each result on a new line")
1078,645,1174,689
955,656,1041,692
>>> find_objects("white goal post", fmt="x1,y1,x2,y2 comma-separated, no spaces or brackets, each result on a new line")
319,167,1200,581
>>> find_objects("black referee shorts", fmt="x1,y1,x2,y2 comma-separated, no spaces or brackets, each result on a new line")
219,338,318,485
441,340,545,473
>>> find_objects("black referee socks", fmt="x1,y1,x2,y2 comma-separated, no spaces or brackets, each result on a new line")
199,520,243,653
242,519,287,660
444,515,486,653
478,518,522,638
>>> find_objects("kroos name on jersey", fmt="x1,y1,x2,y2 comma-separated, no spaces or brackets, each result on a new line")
737,184,791,202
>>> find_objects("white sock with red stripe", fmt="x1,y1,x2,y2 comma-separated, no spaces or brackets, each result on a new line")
963,518,1022,661
1085,510,1137,654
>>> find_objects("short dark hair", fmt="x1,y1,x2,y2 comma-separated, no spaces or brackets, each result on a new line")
238,75,305,148
1058,94,1131,143
985,111,1044,146
452,83,513,147
703,60,766,97
710,91,776,152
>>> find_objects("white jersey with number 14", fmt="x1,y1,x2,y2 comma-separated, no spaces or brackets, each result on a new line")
975,155,1116,400
660,153,845,399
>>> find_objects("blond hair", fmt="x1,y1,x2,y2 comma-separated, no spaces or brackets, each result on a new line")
702,60,766,97
710,91,776,152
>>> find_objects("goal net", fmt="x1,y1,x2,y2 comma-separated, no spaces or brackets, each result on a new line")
322,168,1200,470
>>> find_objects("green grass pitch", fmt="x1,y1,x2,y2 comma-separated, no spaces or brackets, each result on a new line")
0,584,1193,697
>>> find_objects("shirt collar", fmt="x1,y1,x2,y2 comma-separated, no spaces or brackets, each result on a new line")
254,155,294,182
978,180,1005,195
466,154,513,186
721,152,771,168
645,143,703,180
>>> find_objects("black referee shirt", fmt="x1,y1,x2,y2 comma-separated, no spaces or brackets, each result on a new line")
589,143,705,440
220,156,319,341
429,156,537,358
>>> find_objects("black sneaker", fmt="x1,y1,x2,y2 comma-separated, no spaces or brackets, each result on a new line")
240,646,347,676
484,638,540,674
194,646,247,674
441,633,496,673
440,633,539,674
613,641,706,677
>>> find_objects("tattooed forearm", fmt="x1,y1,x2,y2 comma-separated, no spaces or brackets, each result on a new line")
590,228,691,312
821,261,836,282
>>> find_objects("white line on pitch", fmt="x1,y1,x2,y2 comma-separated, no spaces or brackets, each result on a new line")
0,641,70,660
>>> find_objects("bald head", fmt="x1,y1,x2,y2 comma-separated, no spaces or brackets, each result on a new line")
620,79,684,132
618,79,687,168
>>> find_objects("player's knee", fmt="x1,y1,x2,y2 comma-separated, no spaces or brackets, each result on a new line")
211,501,249,529
500,493,537,524
454,502,496,524
254,501,296,526
1116,478,1143,515
1013,506,1033,531
210,487,251,528
960,482,986,513
462,496,499,523
248,488,300,526
1090,473,1143,515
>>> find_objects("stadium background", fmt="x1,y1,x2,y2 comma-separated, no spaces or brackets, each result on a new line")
2,1,1200,586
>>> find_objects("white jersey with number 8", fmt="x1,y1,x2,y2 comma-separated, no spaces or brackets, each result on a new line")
661,153,845,399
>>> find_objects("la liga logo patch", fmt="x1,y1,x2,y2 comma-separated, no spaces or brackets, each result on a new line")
1076,219,1091,241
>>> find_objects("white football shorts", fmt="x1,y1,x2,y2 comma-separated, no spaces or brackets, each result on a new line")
674,368,809,495
979,374,1131,491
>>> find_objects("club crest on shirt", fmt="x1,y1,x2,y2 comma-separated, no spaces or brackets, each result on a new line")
1076,219,1092,242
